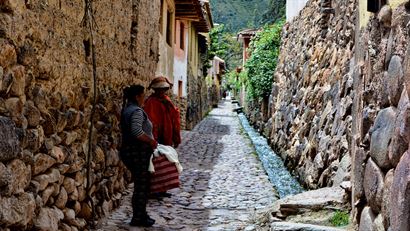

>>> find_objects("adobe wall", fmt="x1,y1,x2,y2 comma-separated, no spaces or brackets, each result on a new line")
0,0,160,230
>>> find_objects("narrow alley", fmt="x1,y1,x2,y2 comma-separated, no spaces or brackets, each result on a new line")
3,0,410,230
95,100,277,230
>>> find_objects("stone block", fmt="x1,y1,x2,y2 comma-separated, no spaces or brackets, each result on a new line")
381,169,394,229
94,145,105,165
333,154,351,186
78,202,92,220
26,128,42,153
389,151,410,231
5,97,23,118
74,171,85,186
63,208,75,223
0,39,17,68
359,207,376,231
0,192,36,228
61,131,78,146
33,153,56,175
59,223,71,231
0,162,12,196
370,107,397,169
372,214,385,231
63,177,76,194
67,158,85,174
41,185,55,205
364,158,384,213
275,187,346,216
34,207,64,231
50,146,65,164
389,88,410,166
352,147,366,199
0,116,21,162
270,221,347,231
9,65,26,97
57,164,70,174
66,109,79,129
0,0,26,13
55,186,68,209
77,185,86,202
386,55,404,106
378,5,392,28
106,148,120,167
24,101,41,128
7,159,31,195
69,187,79,201
32,86,48,113
34,168,60,191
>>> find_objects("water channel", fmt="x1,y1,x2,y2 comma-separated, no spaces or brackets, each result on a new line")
238,113,304,198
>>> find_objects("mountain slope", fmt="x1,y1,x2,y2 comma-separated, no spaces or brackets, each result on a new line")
210,0,271,33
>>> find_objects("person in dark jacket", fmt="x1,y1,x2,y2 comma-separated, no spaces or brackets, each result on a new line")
119,84,158,227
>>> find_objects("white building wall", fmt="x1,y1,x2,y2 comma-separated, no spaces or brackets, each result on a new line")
172,31,189,97
286,0,308,22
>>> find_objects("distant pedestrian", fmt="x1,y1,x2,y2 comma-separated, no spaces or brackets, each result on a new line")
144,76,181,198
119,85,157,227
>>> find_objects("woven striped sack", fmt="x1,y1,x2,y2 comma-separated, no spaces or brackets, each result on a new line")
150,155,180,193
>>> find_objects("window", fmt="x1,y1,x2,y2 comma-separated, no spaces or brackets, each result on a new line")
166,10,172,45
178,80,183,98
180,22,185,50
367,0,386,13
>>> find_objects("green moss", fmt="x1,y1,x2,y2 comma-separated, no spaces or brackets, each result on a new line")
330,211,350,227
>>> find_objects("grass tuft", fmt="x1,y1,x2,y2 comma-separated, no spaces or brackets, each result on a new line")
330,211,349,227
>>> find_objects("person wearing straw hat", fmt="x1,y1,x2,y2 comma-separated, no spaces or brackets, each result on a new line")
144,76,181,148
144,76,181,198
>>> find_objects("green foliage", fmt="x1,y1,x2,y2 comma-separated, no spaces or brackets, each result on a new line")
330,211,350,227
244,20,284,99
223,67,249,95
208,24,242,70
209,0,286,100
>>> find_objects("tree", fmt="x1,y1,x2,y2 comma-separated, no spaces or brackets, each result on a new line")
208,24,242,71
244,20,284,99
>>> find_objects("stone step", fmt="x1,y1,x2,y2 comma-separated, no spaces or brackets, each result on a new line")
270,221,345,231
272,187,348,217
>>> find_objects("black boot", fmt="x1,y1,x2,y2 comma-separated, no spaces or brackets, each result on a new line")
130,216,155,227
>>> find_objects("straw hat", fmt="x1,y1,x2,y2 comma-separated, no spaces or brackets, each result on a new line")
149,76,173,89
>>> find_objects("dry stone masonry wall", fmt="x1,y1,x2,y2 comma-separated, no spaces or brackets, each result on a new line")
257,0,410,229
0,0,160,230
258,0,410,229
268,0,356,189
352,2,410,230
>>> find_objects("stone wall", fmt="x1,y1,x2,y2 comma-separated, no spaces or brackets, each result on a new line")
0,0,160,230
170,95,187,130
351,2,410,230
268,0,356,189
186,64,204,130
186,43,211,130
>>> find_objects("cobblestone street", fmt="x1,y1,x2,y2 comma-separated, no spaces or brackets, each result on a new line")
96,101,277,230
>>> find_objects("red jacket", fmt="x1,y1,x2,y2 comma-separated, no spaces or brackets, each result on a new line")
144,95,181,146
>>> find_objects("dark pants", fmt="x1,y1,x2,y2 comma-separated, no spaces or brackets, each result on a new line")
120,145,152,221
